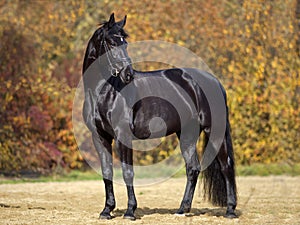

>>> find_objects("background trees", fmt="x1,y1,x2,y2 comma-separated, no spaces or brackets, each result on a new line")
1,0,299,174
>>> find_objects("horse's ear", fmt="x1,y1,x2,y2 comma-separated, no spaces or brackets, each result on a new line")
120,15,127,28
108,13,115,29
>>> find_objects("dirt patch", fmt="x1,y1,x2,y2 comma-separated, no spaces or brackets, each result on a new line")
0,176,300,224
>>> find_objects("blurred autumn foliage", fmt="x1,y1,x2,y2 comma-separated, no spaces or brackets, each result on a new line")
0,0,299,175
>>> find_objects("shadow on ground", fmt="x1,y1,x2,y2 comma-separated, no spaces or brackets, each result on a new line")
112,207,242,219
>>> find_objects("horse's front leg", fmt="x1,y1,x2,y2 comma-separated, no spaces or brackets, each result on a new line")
116,140,137,220
92,134,115,219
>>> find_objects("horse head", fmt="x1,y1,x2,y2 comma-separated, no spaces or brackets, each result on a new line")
83,13,134,84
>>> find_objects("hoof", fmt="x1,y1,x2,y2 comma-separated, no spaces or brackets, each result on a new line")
224,212,238,219
99,212,113,220
176,207,190,215
123,214,136,221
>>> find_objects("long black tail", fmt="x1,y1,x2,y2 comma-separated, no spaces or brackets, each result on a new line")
202,139,227,207
201,118,236,207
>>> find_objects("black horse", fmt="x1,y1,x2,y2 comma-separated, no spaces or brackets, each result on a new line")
82,13,237,220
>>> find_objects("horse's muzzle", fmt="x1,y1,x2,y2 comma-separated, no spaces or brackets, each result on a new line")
122,65,134,84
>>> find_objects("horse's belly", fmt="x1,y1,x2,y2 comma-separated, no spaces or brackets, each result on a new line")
132,97,184,139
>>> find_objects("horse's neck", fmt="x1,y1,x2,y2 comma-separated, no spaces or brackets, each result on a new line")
83,41,98,74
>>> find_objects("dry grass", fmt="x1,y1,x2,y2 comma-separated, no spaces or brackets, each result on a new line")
0,176,299,224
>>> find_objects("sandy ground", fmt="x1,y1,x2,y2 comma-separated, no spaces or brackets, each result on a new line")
0,176,300,225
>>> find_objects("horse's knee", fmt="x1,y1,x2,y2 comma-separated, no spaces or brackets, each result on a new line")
123,169,134,178
122,168,134,183
102,168,113,180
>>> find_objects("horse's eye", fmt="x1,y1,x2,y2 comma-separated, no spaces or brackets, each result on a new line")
113,34,125,43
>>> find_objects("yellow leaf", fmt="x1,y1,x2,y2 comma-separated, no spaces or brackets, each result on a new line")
228,64,234,72
6,81,11,89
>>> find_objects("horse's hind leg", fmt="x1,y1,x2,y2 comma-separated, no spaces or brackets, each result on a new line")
176,123,201,214
115,140,137,220
217,125,237,218
92,133,115,219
